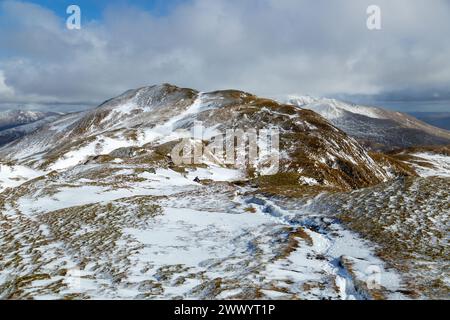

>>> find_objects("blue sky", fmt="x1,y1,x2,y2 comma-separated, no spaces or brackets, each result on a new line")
22,0,187,20
0,0,449,112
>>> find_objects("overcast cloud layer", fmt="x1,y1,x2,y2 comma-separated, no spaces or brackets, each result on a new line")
0,0,449,110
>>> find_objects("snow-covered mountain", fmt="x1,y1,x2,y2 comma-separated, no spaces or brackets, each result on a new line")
0,110,57,130
284,96,450,151
0,84,448,300
0,84,395,191
0,110,61,146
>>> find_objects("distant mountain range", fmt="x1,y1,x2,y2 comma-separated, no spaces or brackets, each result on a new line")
408,112,450,130
0,110,60,146
284,96,450,151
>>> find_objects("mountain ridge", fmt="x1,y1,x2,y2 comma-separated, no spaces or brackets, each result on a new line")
283,95,450,151
0,110,61,147
1,84,399,192
1,84,449,300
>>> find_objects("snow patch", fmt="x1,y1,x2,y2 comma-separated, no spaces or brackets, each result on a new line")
411,153,450,177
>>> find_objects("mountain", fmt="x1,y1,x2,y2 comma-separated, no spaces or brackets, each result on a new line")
0,110,58,130
0,84,448,300
284,96,450,151
0,110,61,146
0,84,397,191
409,112,450,131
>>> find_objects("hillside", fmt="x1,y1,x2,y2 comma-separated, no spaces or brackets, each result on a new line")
0,110,60,147
285,96,450,151
0,84,448,300
0,84,397,191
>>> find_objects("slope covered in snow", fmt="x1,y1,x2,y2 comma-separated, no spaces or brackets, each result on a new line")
388,145,450,178
284,96,450,151
316,176,449,299
285,96,382,119
0,84,448,300
0,84,395,192
0,110,53,130
0,163,45,192
0,161,409,299
0,110,61,147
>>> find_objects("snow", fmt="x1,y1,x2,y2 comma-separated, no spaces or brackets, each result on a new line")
186,166,243,182
0,86,445,300
124,207,269,266
280,95,383,120
138,94,209,146
411,152,450,177
241,195,406,300
1,161,411,300
285,95,318,106
44,94,226,171
306,100,382,120
48,112,84,132
0,163,45,192
299,176,319,186
118,205,276,298
0,110,48,124
102,102,139,121
50,135,141,171
16,168,197,216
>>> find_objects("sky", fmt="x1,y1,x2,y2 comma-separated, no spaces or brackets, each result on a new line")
0,0,449,112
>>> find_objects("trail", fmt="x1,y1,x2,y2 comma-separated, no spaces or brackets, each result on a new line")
241,193,398,300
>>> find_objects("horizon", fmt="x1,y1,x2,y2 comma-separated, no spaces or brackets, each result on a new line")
0,86,449,114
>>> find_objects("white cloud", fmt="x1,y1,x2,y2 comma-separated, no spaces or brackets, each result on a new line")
0,71,14,98
0,0,449,105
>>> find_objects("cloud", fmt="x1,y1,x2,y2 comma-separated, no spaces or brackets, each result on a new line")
0,0,449,108
0,71,14,98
